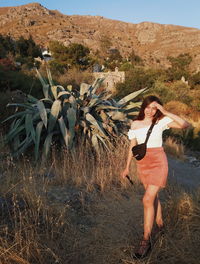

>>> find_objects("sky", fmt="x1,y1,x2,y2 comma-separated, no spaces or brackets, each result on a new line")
0,0,200,29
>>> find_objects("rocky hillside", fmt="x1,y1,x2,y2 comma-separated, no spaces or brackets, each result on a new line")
1,2,200,70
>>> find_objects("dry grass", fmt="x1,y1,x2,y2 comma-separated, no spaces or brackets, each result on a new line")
0,137,200,264
165,100,200,127
56,68,94,89
164,136,185,160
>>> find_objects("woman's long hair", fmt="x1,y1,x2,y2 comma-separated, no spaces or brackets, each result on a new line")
137,95,164,122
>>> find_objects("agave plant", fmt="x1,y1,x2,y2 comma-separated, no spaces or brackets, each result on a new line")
3,68,147,160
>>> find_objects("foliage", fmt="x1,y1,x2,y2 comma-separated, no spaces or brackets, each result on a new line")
128,50,143,65
104,48,123,70
16,36,42,59
119,62,134,72
167,53,192,81
0,34,15,58
116,67,165,98
167,53,192,71
3,68,147,160
150,80,175,103
190,71,200,87
0,67,42,96
170,81,192,105
0,34,42,70
49,41,92,73
99,35,112,57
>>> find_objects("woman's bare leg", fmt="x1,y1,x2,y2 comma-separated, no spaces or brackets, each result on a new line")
142,185,160,240
154,196,163,227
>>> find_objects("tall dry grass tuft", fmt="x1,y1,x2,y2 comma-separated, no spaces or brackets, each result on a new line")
49,137,138,191
164,136,185,160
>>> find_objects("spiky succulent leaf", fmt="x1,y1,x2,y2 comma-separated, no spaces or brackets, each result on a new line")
36,68,49,98
58,116,69,147
118,87,148,106
37,101,48,129
48,99,61,133
67,107,76,148
85,113,106,136
80,83,90,97
35,121,44,161
42,132,56,159
25,113,36,143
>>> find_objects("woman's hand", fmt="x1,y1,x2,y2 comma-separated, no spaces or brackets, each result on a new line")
153,102,168,115
153,101,190,129
121,168,129,179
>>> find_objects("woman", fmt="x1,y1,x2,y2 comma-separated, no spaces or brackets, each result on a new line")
121,95,190,259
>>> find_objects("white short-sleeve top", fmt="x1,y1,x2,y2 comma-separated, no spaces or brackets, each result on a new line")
127,116,173,148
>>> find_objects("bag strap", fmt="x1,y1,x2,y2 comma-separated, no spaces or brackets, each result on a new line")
144,121,156,144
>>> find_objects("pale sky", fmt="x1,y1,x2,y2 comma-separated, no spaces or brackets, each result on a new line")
0,0,200,29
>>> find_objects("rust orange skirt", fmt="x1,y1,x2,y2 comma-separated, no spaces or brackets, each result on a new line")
136,147,168,188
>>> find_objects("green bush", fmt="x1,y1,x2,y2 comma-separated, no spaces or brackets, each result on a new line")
0,67,42,97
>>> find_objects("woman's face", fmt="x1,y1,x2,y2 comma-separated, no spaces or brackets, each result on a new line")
144,102,157,119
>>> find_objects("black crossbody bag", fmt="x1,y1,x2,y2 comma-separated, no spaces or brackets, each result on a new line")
132,122,156,161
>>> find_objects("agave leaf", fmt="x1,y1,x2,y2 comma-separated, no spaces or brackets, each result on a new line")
6,125,25,141
37,101,47,129
51,86,58,100
34,121,44,161
12,136,32,157
99,110,108,122
58,116,69,147
97,90,112,100
96,105,120,111
126,110,140,116
9,119,19,133
118,87,147,105
46,67,54,86
48,99,61,133
10,116,25,132
89,78,105,95
40,98,53,104
108,111,126,121
2,111,28,123
67,107,76,148
36,68,49,98
42,132,57,159
7,103,35,111
13,135,20,151
124,101,142,110
85,113,106,136
27,95,38,104
25,113,36,143
43,84,50,99
87,97,100,107
56,85,66,91
57,91,71,100
96,134,109,150
80,83,90,97
67,85,72,91
108,120,119,135
91,134,99,152
62,102,71,118
36,68,47,86
69,95,77,109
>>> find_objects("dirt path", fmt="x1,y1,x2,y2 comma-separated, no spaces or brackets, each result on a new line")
168,155,200,191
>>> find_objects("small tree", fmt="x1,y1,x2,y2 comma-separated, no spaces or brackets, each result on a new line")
49,41,92,72
167,53,192,81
